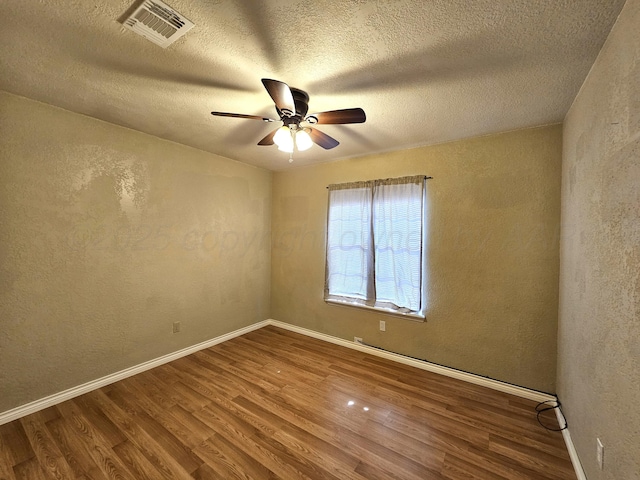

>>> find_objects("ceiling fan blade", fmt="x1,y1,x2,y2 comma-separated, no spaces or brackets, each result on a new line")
211,111,276,122
257,128,279,146
308,128,339,149
261,79,296,117
306,108,366,125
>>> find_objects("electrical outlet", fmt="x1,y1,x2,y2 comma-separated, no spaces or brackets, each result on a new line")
379,320,386,331
354,336,363,344
172,321,181,334
596,438,604,470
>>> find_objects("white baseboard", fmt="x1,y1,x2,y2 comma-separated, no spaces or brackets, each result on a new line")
555,406,587,480
266,319,555,403
0,320,270,426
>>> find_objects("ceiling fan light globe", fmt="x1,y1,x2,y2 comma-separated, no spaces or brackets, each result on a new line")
276,135,293,153
296,129,313,151
273,126,291,147
277,143,294,153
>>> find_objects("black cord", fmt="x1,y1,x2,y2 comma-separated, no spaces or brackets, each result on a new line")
536,399,568,431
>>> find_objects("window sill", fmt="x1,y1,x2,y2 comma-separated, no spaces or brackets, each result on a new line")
324,298,425,322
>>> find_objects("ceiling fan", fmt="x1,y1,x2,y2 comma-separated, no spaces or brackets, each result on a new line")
211,79,366,159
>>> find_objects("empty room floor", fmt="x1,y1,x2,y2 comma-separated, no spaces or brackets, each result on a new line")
0,326,575,479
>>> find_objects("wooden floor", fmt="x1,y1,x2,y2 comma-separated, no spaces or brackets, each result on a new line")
0,326,576,479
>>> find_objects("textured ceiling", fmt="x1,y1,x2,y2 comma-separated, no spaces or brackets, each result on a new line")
0,0,627,171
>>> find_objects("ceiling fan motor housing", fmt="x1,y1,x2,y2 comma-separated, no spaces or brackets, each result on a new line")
278,88,309,125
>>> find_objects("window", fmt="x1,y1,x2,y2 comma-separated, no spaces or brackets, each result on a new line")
324,175,427,318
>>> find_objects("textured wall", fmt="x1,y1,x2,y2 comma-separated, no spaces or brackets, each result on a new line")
271,125,562,392
0,92,271,413
558,0,640,478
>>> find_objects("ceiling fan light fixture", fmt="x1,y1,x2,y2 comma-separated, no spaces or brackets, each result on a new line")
274,126,294,152
295,129,313,151
278,143,294,153
273,126,292,146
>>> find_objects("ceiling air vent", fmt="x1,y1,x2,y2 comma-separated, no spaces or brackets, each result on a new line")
123,0,194,48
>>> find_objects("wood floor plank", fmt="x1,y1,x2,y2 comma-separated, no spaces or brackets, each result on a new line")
488,434,575,480
70,396,127,448
399,405,492,447
197,414,318,480
112,439,171,480
361,419,447,470
354,459,446,480
251,336,336,373
128,371,177,410
234,385,443,480
361,354,520,407
461,444,555,479
0,419,34,466
215,341,269,368
195,432,279,480
44,417,108,480
216,430,283,479
273,423,362,474
110,377,213,450
19,410,77,480
12,456,49,480
171,355,240,400
0,436,18,480
83,389,196,480
104,386,204,474
0,422,24,480
0,326,576,479
166,404,216,449
191,438,248,480
250,428,344,480
442,453,508,480
194,401,269,443
53,400,136,480
382,411,483,461
446,401,560,442
190,463,224,480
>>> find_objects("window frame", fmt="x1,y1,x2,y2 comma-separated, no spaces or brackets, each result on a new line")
324,176,428,321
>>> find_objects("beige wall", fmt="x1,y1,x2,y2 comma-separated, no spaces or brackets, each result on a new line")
558,0,640,478
272,125,562,393
0,92,272,413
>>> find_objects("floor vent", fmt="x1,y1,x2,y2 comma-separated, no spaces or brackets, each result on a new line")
123,0,194,48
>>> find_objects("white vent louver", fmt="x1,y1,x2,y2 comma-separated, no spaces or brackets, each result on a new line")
123,0,194,48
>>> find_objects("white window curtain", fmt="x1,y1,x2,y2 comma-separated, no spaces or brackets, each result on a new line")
325,176,425,314
325,184,374,302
